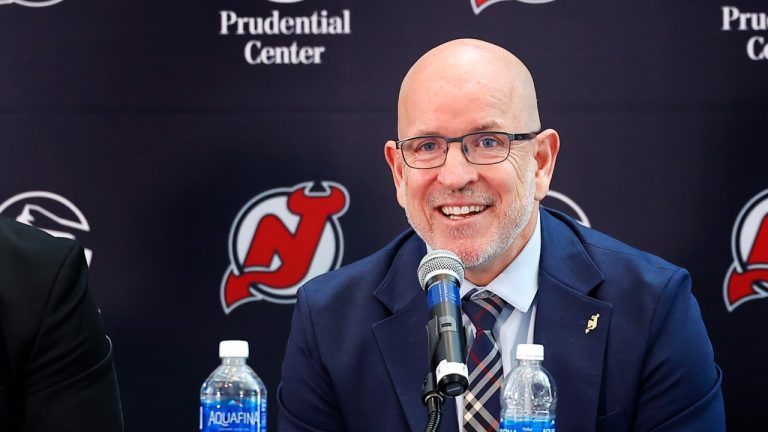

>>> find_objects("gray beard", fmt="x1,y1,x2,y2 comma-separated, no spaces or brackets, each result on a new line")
405,160,537,269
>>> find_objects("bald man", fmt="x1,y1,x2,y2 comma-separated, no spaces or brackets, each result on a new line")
278,39,724,432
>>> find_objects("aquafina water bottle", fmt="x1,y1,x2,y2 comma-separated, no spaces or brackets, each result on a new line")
200,340,267,432
500,343,556,432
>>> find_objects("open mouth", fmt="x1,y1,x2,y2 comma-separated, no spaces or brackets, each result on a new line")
440,205,488,220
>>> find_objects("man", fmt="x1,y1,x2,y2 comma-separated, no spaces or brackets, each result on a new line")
278,39,724,431
0,216,124,431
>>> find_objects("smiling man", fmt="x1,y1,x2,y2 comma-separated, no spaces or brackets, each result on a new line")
278,39,724,432
386,39,553,287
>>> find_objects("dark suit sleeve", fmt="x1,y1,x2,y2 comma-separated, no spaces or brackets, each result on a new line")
278,287,345,432
21,243,124,432
634,269,725,431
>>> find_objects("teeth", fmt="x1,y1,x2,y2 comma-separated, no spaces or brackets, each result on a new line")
440,205,487,216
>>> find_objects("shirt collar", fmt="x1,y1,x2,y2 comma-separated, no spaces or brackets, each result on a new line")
459,213,541,313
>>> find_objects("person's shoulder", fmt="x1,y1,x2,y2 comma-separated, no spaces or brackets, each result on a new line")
0,216,86,311
0,216,79,268
547,210,690,308
545,208,680,269
298,229,419,304
543,209,692,310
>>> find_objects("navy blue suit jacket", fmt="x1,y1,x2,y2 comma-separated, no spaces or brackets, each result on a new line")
278,209,724,431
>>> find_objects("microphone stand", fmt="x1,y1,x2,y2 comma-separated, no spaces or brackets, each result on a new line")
423,316,444,432
422,371,444,432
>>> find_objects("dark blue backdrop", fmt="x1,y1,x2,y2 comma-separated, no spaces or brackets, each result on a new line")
1,0,767,430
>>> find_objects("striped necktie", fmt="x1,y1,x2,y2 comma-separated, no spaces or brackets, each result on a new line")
462,289,506,432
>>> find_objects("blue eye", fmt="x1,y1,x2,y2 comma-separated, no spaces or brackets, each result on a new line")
416,140,440,153
478,136,501,148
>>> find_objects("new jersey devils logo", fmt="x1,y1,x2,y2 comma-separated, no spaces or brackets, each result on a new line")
221,181,349,312
471,0,555,15
724,189,768,312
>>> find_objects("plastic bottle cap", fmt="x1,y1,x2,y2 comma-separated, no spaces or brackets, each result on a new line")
219,340,249,358
515,343,544,361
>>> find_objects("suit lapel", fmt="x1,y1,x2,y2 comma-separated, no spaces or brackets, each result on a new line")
371,234,459,432
371,209,611,431
535,210,612,432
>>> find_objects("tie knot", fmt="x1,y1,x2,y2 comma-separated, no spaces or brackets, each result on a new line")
462,289,505,331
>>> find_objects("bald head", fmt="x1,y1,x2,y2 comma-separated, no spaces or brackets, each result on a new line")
398,39,540,138
385,39,560,283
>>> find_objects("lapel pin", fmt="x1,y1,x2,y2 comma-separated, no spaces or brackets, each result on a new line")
585,313,600,334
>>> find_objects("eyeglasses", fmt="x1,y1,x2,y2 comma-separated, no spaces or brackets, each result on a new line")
395,131,539,169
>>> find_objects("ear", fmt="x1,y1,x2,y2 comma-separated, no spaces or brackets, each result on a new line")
384,140,407,208
532,129,560,201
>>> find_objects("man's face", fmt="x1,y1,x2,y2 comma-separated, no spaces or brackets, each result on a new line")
387,74,542,277
403,143,537,270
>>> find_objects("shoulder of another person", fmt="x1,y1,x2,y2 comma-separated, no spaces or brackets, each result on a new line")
0,216,81,273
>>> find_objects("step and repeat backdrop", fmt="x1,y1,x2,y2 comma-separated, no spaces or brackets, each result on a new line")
1,0,766,430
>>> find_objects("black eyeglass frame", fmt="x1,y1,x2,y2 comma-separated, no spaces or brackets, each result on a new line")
394,130,540,169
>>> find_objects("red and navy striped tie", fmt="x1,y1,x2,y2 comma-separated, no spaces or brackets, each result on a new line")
462,290,506,432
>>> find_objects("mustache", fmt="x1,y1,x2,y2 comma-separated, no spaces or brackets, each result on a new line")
427,190,496,207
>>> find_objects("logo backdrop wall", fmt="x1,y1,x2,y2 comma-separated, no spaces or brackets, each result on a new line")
1,0,765,430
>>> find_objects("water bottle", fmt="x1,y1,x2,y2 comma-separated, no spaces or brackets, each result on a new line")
200,340,267,432
500,344,557,432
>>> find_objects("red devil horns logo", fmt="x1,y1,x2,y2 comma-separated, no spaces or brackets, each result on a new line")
724,189,768,312
221,181,349,313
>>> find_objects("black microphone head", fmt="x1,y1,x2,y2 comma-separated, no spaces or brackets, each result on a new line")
417,249,465,289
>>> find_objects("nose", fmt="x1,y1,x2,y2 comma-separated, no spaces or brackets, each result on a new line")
436,141,478,190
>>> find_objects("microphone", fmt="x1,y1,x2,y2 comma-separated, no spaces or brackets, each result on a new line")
418,249,468,397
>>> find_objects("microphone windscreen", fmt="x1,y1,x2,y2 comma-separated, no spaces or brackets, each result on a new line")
417,249,465,289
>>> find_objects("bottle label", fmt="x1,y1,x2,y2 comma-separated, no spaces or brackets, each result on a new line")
200,398,267,432
500,418,556,432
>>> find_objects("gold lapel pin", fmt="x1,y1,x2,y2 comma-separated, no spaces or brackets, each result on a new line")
585,313,600,334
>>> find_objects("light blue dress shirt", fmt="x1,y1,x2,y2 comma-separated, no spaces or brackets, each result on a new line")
454,213,541,426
